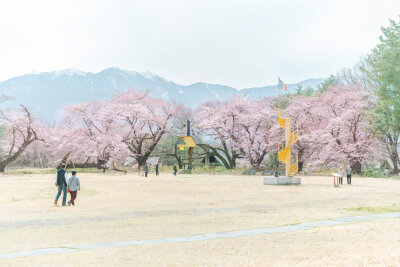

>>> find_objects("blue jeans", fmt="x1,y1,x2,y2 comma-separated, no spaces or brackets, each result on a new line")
55,185,67,205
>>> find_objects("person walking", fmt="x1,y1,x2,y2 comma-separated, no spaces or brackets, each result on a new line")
145,163,149,178
346,165,352,184
54,164,68,206
173,164,177,176
155,162,159,176
67,170,80,206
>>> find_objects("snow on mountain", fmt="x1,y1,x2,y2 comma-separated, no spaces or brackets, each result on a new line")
0,67,325,121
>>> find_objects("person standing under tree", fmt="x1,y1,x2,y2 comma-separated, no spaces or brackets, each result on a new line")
155,162,159,176
67,170,80,206
338,167,344,185
346,165,352,184
54,164,68,206
145,163,149,178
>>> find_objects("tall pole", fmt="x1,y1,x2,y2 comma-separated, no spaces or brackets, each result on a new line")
187,120,191,136
187,120,193,170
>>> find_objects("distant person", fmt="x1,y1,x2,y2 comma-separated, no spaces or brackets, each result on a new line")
67,170,80,206
55,164,68,206
210,164,215,176
145,163,149,178
346,165,352,184
173,165,177,176
155,162,159,176
338,167,344,185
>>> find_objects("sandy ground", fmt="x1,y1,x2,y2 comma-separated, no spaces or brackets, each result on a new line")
0,172,399,266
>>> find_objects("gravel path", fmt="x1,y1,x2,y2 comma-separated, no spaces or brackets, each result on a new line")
1,211,399,260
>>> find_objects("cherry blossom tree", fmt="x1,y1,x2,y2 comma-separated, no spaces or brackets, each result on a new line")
195,100,240,169
196,96,280,170
60,100,127,171
286,86,382,173
56,89,180,170
110,89,182,166
0,105,44,172
228,97,280,170
285,94,324,172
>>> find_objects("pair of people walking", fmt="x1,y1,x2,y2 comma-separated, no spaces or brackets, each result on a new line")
54,164,80,206
338,165,352,185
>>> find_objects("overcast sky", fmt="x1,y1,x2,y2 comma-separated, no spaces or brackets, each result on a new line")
0,0,399,88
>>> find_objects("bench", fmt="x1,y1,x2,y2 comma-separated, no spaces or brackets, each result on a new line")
261,170,274,175
243,169,257,175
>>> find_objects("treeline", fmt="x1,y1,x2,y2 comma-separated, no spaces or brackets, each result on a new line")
1,18,399,174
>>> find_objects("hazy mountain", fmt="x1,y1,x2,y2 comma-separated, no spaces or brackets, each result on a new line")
0,67,325,121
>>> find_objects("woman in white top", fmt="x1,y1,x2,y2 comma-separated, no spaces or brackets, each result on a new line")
67,170,80,206
338,167,344,185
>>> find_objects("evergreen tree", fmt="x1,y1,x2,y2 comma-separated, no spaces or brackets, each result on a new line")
364,17,400,173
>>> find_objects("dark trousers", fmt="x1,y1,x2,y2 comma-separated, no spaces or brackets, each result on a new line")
69,190,77,205
156,169,159,175
145,172,148,177
339,177,343,184
347,174,351,184
55,185,67,205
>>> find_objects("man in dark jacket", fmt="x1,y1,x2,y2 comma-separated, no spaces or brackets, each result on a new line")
55,164,68,206
145,163,149,178
173,165,177,176
155,162,159,176
346,165,352,185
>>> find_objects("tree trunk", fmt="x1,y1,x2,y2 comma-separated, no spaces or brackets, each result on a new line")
197,144,234,169
352,161,362,174
298,161,304,172
167,145,184,169
204,148,210,166
111,162,127,173
0,139,36,172
177,157,183,169
187,147,193,169
389,151,399,174
384,133,399,174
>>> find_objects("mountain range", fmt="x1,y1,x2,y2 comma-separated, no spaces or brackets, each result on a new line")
0,67,325,121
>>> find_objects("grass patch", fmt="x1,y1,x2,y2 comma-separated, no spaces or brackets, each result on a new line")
9,197,23,202
5,168,56,175
156,165,245,175
346,204,400,213
178,169,193,175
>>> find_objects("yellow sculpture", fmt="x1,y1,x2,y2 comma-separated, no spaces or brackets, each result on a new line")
177,136,197,151
277,112,299,177
177,120,197,169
